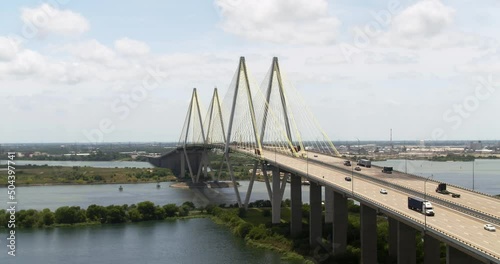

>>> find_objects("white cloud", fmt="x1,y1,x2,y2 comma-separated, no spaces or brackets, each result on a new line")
64,40,116,63
377,0,458,49
392,0,455,38
8,49,46,76
114,38,150,56
0,36,22,61
21,3,90,37
215,0,340,45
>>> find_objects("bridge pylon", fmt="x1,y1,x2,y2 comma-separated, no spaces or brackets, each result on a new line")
179,88,207,183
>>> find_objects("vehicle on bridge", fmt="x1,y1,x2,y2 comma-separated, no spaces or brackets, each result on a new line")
382,166,393,174
484,223,496,232
435,183,461,198
357,159,371,168
343,160,351,166
408,197,434,216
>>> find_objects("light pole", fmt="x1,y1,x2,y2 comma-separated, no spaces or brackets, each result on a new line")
424,174,433,231
472,160,475,190
306,149,309,177
351,164,354,197
356,137,360,155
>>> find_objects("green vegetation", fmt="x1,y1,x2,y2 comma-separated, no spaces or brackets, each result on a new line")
210,200,446,263
23,150,134,161
0,199,449,263
429,153,499,162
0,201,200,229
207,152,256,180
0,165,176,186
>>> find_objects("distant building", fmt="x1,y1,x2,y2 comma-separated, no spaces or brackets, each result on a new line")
469,141,483,151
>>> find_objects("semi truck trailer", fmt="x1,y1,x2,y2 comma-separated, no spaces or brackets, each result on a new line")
408,197,435,216
357,159,371,168
435,183,460,198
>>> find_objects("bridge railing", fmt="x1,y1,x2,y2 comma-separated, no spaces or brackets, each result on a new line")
323,179,500,262
298,155,500,225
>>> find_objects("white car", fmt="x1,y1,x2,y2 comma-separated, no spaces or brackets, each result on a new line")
380,189,388,194
484,224,496,232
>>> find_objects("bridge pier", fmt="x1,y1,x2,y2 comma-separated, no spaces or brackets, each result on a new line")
332,191,347,254
424,233,441,264
309,181,322,249
180,151,185,178
397,222,416,264
446,245,484,264
290,174,302,237
388,217,398,260
272,166,281,224
361,204,377,264
324,187,333,224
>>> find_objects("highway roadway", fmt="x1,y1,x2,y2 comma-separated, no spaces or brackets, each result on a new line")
310,153,500,222
233,147,500,262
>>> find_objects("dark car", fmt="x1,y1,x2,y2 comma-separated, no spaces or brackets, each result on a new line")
345,177,351,181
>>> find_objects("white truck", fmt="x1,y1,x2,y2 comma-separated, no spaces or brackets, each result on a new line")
408,197,435,216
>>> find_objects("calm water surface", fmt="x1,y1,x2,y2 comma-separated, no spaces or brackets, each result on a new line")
0,218,299,264
374,159,500,195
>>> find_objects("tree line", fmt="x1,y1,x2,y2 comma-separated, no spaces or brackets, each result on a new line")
0,201,197,228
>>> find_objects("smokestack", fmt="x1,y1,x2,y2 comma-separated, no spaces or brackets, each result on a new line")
390,128,393,150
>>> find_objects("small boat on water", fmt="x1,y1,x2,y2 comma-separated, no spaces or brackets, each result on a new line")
156,182,161,188
119,185,123,191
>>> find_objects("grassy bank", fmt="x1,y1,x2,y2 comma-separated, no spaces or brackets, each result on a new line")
1,165,176,186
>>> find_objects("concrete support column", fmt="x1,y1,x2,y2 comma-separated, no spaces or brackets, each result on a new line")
446,245,483,264
180,152,185,178
272,166,281,224
203,152,208,179
324,187,333,224
397,222,416,264
361,204,377,264
290,174,302,237
388,217,398,260
332,191,347,254
309,181,322,248
424,234,440,264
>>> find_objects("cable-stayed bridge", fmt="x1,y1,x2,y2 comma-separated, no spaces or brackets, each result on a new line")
149,57,500,264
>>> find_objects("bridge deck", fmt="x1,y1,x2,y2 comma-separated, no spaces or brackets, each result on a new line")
232,147,500,262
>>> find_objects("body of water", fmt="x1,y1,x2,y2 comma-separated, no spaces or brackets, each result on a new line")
0,181,311,211
0,218,298,264
373,159,500,195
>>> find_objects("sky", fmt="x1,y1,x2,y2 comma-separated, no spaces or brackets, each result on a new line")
1,0,500,143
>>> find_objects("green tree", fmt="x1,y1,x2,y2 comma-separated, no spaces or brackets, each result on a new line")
106,205,126,223
154,206,166,220
182,201,195,210
39,208,55,226
163,204,178,217
137,201,156,221
86,204,107,223
128,208,142,222
178,206,189,217
55,206,86,224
